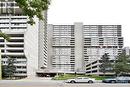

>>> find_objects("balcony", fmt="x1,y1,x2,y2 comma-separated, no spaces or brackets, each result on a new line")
16,69,27,71
16,59,26,61
0,20,10,23
0,29,26,32
0,7,23,14
10,37,24,39
6,42,24,45
2,58,26,61
0,25,9,27
14,73,27,76
14,63,26,66
5,47,24,50
1,52,25,56
11,16,27,18
0,16,10,18
52,43,75,47
11,25,27,28
11,20,27,23
0,42,5,45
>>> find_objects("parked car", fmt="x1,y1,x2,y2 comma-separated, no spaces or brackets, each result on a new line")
65,77,95,83
102,76,130,83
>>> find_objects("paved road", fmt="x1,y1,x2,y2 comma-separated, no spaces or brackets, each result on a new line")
0,79,130,87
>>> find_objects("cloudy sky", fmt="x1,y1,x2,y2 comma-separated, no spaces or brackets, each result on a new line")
48,0,130,47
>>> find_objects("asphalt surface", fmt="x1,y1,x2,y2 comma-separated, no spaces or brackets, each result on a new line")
0,78,130,87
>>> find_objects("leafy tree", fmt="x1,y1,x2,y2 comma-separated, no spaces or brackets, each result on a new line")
15,0,50,25
2,57,16,79
2,65,8,78
1,0,50,24
100,53,112,75
0,0,50,40
0,32,10,41
113,53,130,76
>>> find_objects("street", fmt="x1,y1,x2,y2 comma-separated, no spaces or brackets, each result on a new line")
0,79,130,87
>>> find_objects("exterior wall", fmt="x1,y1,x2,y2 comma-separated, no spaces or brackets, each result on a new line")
24,12,48,77
123,47,130,56
47,23,123,74
47,24,53,70
86,60,115,75
83,25,123,64
0,31,27,77
47,24,75,72
84,25,123,74
74,23,84,72
38,11,48,70
86,60,100,74
0,0,22,15
0,0,27,77
0,0,48,77
24,17,39,78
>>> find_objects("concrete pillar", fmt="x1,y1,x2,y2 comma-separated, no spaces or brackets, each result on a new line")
74,22,84,72
47,24,53,70
25,17,39,78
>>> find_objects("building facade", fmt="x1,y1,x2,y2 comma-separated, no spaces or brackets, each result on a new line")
0,0,27,77
0,0,47,78
123,47,130,56
47,23,123,73
47,24,76,73
25,12,48,78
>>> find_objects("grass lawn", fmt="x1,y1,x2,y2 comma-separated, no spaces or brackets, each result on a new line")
52,74,112,80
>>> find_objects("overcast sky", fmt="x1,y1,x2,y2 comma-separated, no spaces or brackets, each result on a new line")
48,0,130,47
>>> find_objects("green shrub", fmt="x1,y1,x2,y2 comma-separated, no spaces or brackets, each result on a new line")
52,74,111,80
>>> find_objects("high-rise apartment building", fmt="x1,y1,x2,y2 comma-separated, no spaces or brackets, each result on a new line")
25,11,48,78
83,25,123,62
47,23,123,73
0,0,47,78
123,47,130,56
47,24,76,73
0,0,27,78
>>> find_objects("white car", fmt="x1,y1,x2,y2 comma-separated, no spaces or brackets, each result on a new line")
65,77,96,83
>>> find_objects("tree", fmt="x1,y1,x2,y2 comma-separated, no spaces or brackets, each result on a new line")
15,0,50,25
2,57,16,79
0,32,10,41
113,53,130,76
100,53,112,75
0,0,50,40
0,0,51,25
2,65,8,78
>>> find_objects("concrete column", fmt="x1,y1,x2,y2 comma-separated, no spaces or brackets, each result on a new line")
47,24,53,70
25,17,39,78
74,22,84,72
